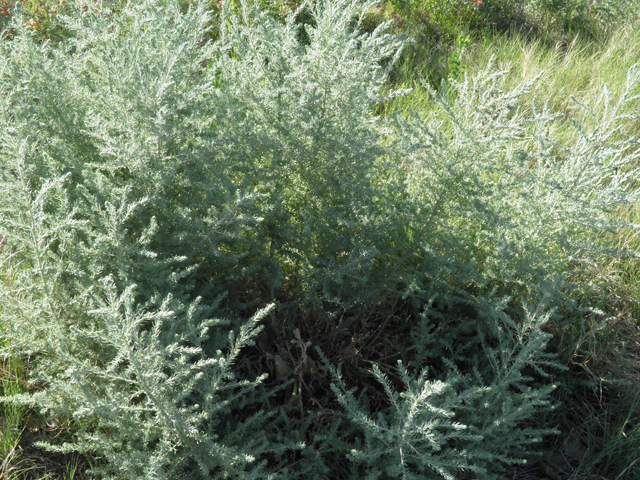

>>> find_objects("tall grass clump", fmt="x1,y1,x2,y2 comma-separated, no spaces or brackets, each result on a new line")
0,0,639,478
0,357,30,478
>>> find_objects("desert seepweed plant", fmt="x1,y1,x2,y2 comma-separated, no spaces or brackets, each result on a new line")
0,0,639,478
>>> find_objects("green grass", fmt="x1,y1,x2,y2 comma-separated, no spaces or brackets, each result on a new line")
0,353,99,478
0,357,30,479
385,24,640,138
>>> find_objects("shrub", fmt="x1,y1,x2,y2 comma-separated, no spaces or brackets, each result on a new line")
0,0,638,478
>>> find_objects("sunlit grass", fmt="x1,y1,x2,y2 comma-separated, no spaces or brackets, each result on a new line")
0,357,29,479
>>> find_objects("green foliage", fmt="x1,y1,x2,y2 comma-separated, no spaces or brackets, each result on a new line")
387,0,484,39
0,358,28,476
0,0,639,478
528,0,640,35
448,33,469,79
385,0,640,57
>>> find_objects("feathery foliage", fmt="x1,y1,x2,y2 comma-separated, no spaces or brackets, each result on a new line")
0,0,638,478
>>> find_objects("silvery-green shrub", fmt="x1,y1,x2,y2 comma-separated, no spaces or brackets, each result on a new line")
0,0,638,478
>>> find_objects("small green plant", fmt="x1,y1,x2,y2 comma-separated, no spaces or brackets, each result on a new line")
61,454,82,480
448,33,469,79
